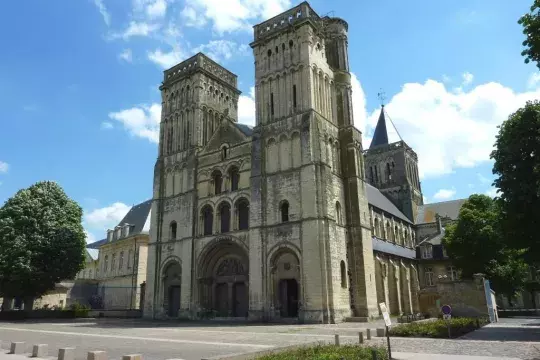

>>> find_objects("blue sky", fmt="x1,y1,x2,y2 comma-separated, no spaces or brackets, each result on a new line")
0,0,539,243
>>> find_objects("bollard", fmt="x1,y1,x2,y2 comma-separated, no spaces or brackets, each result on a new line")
10,342,25,354
358,331,364,344
87,351,107,360
366,328,371,340
58,348,76,360
376,328,386,337
122,355,143,360
32,344,48,358
334,334,340,346
476,318,480,329
371,348,378,360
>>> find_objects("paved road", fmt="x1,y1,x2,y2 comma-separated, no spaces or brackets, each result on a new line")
0,318,537,360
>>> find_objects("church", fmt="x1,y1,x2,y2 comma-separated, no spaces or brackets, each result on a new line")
143,2,429,323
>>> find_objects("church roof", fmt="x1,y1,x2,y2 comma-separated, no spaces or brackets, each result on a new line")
366,183,412,224
369,106,389,149
87,238,106,249
234,123,254,136
415,199,466,224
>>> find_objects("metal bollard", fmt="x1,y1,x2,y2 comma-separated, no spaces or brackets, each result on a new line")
358,331,364,344
334,334,340,346
87,351,107,360
366,328,371,340
371,348,378,360
58,348,76,360
10,342,25,354
32,344,48,358
122,355,143,360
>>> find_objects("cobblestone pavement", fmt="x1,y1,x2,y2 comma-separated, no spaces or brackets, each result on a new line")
0,318,537,360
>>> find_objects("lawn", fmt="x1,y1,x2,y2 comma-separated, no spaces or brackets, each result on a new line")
255,344,388,360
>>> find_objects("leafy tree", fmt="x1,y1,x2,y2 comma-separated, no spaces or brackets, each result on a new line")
443,194,529,300
491,100,540,265
519,0,540,69
0,181,86,310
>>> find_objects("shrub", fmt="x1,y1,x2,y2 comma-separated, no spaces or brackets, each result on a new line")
389,317,489,338
256,344,388,360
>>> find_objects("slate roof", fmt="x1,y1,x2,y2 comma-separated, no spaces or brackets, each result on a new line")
415,199,466,224
87,238,106,249
369,107,389,149
417,228,446,246
366,184,412,223
235,123,254,137
86,248,99,261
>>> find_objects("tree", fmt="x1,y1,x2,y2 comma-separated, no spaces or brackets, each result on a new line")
519,0,540,69
443,194,529,300
491,100,540,265
0,181,86,310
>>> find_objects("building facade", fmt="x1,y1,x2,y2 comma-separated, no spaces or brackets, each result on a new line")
142,2,433,323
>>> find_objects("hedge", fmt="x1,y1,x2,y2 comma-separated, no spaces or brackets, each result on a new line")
0,303,90,320
389,317,489,338
255,344,388,360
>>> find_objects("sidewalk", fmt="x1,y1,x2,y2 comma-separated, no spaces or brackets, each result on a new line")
393,352,522,360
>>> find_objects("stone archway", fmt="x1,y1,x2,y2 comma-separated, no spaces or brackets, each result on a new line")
198,239,249,317
162,261,182,317
270,249,301,318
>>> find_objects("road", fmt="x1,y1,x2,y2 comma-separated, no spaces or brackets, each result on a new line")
0,318,537,360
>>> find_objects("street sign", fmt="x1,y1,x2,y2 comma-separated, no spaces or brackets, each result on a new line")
441,304,452,315
443,314,452,320
379,302,392,326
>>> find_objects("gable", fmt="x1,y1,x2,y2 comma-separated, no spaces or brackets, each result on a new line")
202,118,251,154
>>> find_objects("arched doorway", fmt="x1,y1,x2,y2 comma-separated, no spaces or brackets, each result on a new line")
271,250,300,318
162,261,182,317
198,240,249,317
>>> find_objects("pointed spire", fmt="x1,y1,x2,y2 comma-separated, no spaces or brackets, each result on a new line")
370,106,389,149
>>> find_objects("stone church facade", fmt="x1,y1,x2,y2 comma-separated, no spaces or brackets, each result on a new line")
143,2,424,323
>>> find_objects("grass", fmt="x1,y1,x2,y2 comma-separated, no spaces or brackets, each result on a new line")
389,317,489,338
255,344,388,360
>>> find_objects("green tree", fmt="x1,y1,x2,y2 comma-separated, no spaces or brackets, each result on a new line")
0,181,86,310
519,0,540,69
443,194,529,300
491,100,540,265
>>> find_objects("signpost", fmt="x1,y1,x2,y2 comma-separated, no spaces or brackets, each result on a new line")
379,302,392,359
441,305,452,338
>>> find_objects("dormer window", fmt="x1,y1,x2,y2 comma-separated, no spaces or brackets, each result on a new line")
421,244,433,259
107,230,113,242
115,226,121,240
123,224,130,238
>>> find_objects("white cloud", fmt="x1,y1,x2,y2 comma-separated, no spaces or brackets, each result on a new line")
485,187,499,198
84,202,131,229
108,103,161,143
101,122,113,130
362,77,540,178
527,73,540,89
84,230,97,244
462,72,474,86
119,49,133,62
193,40,249,63
238,86,256,126
351,72,368,140
111,21,160,40
433,188,457,201
182,0,291,33
442,74,451,83
477,172,490,184
181,6,207,28
146,0,167,18
93,0,111,26
148,48,185,69
0,161,9,174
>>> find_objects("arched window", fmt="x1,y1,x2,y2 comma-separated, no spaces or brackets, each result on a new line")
127,249,132,268
340,261,347,288
229,167,240,191
89,269,93,279
336,201,342,225
219,203,231,233
212,170,223,195
111,253,116,271
281,201,289,222
374,218,379,237
386,222,393,242
119,251,124,270
222,146,228,160
237,199,249,230
202,206,213,236
170,221,177,240
386,163,391,182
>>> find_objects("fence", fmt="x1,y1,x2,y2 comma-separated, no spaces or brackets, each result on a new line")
68,282,144,311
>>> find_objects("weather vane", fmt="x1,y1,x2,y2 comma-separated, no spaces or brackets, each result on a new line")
377,89,386,107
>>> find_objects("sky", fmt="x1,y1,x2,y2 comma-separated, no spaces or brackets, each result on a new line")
0,0,539,244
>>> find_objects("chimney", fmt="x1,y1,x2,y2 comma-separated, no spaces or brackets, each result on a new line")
107,229,113,242
436,214,443,234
